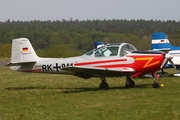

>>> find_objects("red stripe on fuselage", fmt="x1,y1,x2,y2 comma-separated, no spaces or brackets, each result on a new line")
23,68,42,72
95,64,129,68
75,59,127,66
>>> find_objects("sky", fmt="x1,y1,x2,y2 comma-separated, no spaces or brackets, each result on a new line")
0,0,180,22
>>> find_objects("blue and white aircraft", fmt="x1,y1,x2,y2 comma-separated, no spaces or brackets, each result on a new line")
94,41,105,48
151,32,180,76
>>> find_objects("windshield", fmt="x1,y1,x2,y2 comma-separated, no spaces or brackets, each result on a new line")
84,43,137,57
85,50,94,56
120,44,137,56
95,46,119,57
84,45,119,57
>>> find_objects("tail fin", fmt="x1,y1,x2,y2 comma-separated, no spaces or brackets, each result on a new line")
7,38,38,65
94,41,105,48
151,32,172,51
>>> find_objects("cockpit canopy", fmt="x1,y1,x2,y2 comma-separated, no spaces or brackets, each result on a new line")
84,43,137,57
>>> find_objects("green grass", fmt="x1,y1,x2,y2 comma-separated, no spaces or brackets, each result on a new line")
0,67,180,120
0,58,10,62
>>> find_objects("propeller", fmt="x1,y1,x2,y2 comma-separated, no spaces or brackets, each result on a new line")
169,59,176,69
160,54,176,69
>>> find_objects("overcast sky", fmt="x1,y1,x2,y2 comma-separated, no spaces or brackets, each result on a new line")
0,0,180,22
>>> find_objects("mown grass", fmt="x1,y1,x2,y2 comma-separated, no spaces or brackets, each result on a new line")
0,66,180,120
0,58,10,62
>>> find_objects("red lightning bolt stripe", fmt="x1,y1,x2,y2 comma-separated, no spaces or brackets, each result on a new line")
135,57,159,68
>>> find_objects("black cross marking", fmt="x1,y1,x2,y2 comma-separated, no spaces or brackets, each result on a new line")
53,63,61,72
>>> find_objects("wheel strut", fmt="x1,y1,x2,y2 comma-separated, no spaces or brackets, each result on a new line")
151,73,160,88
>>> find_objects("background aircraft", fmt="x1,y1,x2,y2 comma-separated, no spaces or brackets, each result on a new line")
94,41,105,48
151,32,180,76
7,38,174,90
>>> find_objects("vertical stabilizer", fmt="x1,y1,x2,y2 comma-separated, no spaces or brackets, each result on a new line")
10,38,38,64
94,41,105,48
151,32,171,50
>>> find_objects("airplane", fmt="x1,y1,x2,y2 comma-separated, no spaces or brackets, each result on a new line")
6,38,174,90
151,32,180,76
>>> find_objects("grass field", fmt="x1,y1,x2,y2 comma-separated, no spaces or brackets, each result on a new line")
0,66,180,120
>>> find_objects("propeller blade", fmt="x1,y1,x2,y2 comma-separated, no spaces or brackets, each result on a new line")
169,59,176,69
160,58,168,69
160,53,174,69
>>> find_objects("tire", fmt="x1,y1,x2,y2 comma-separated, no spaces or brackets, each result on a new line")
125,80,135,88
153,83,160,88
99,82,109,90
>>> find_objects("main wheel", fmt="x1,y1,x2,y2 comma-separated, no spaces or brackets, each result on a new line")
99,82,109,90
125,79,135,88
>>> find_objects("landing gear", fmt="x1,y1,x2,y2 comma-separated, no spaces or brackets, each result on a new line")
125,75,135,88
153,82,160,88
98,73,160,90
151,72,161,88
99,82,109,90
99,76,109,90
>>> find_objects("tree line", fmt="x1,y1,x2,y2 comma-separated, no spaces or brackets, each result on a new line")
0,19,180,58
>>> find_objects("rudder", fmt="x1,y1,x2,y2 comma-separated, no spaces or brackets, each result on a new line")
151,32,172,50
8,38,38,65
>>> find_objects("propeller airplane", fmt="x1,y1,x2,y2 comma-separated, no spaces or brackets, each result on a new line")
7,38,175,90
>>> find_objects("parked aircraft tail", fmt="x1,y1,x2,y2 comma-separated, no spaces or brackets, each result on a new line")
151,32,180,51
94,41,105,48
7,38,38,66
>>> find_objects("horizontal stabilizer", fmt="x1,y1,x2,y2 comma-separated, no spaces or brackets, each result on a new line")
6,61,37,66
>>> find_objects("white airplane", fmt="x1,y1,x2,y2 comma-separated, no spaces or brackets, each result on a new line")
7,38,174,89
151,32,180,76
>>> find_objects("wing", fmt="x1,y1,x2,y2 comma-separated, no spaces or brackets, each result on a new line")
62,66,135,78
73,66,135,72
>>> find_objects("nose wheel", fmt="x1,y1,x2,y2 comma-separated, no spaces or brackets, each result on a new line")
153,82,160,88
151,73,161,88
